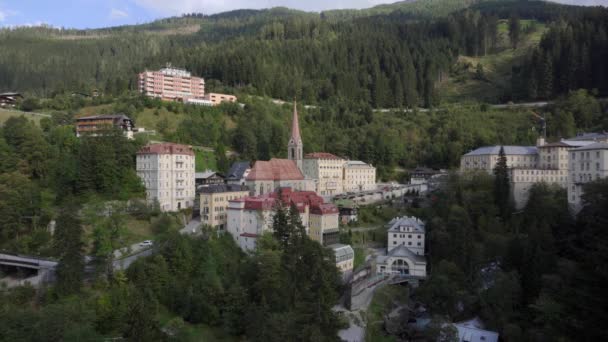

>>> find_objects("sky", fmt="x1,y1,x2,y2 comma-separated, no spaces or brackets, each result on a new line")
0,0,607,29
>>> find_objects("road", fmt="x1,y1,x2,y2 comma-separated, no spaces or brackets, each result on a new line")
112,217,202,270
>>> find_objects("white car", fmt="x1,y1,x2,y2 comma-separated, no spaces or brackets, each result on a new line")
139,240,153,247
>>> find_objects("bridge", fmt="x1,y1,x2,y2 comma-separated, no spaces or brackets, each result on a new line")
0,252,58,288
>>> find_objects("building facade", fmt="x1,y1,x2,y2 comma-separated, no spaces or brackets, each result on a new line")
76,114,135,139
328,244,355,281
309,204,340,246
138,64,205,102
203,93,237,105
387,216,425,256
461,137,602,208
245,158,314,196
303,153,345,196
568,142,608,210
195,170,225,188
136,143,195,212
343,161,377,192
199,184,249,230
226,188,339,251
377,216,427,278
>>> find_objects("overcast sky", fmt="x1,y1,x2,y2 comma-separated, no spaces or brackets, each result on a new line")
1,0,607,29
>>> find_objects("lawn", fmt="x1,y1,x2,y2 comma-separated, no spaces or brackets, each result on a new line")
365,285,410,342
0,109,46,125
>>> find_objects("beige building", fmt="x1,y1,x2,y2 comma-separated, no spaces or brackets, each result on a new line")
461,137,597,208
199,184,249,230
309,204,340,246
568,142,608,210
203,93,237,105
328,244,355,281
303,153,345,196
343,161,377,192
137,143,195,212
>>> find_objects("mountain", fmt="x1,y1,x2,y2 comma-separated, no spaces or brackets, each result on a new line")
0,0,607,105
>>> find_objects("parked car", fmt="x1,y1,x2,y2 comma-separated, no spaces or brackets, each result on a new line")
140,240,153,247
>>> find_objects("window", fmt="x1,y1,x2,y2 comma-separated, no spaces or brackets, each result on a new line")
408,242,412,246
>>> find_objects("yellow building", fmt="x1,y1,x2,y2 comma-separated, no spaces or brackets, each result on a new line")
199,184,249,230
308,203,340,246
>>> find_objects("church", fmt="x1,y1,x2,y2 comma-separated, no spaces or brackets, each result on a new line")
246,102,377,197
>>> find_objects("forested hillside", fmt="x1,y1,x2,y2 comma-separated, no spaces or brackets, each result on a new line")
1,0,607,106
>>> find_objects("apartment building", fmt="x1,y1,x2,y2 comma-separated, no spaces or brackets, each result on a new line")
568,142,608,210
203,93,237,105
386,216,425,255
199,184,249,230
226,188,339,251
75,114,134,139
309,203,340,246
303,153,345,196
138,64,205,102
343,161,377,192
136,143,195,212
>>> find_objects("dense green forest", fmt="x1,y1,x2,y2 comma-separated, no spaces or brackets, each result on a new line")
1,0,608,105
409,171,608,341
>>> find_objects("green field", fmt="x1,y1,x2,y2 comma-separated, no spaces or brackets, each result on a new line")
0,109,48,125
439,19,547,103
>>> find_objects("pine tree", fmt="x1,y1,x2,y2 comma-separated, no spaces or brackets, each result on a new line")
494,146,511,220
54,203,85,296
509,14,521,49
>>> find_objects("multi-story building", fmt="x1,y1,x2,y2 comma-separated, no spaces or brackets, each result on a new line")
568,142,608,210
386,216,425,255
303,153,345,196
138,64,205,102
377,216,427,278
203,93,237,106
75,114,135,139
343,161,377,192
328,244,355,281
0,92,23,107
195,170,225,188
309,203,340,246
136,143,195,212
226,188,339,251
199,184,249,230
461,136,602,208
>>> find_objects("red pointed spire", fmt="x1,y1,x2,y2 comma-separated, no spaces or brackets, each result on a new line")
291,100,301,143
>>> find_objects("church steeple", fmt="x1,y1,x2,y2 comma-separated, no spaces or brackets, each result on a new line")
288,100,303,172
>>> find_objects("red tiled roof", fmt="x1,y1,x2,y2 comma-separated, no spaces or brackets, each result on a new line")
137,143,194,156
231,187,327,214
305,152,343,160
246,159,304,181
310,203,339,215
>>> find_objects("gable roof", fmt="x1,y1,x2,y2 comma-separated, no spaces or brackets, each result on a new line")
387,216,425,234
137,143,194,156
377,244,426,264
572,142,608,151
227,161,251,180
464,146,537,156
246,158,304,181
